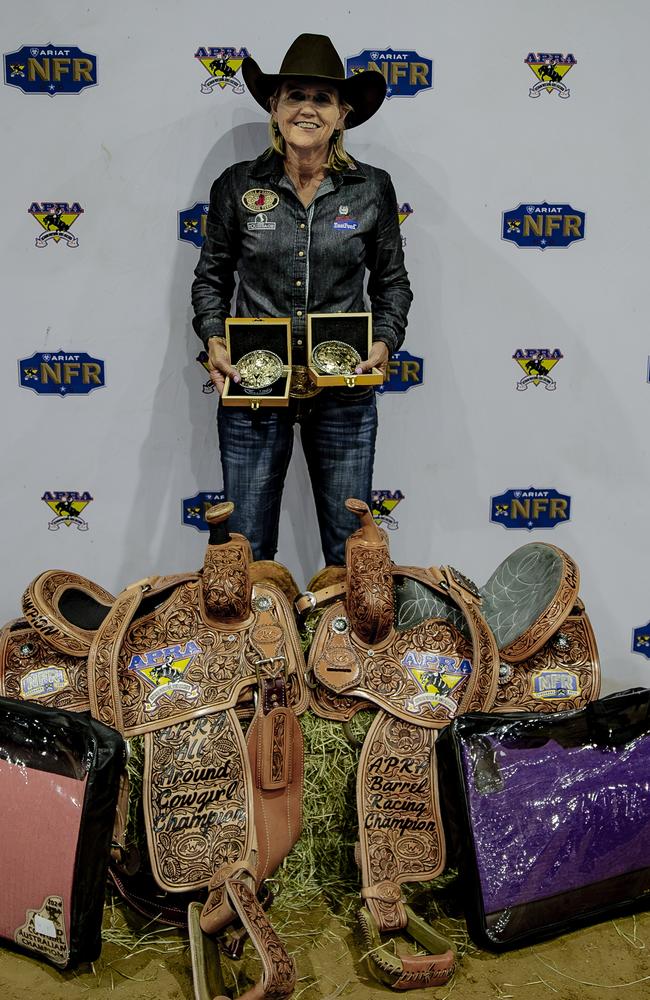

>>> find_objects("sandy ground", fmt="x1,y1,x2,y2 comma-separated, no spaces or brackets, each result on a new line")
1,894,649,1000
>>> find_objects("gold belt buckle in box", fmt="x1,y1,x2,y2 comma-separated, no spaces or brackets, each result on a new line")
238,350,283,394
312,340,362,387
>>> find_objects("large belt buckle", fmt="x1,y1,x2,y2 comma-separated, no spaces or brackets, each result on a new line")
238,350,283,394
289,365,321,399
312,340,362,388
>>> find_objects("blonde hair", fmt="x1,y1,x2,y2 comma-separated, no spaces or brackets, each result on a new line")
268,89,355,172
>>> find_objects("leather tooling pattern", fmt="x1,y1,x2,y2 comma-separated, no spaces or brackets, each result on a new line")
143,710,253,892
0,623,90,711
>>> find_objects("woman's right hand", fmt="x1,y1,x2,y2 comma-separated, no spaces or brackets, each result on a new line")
207,336,241,396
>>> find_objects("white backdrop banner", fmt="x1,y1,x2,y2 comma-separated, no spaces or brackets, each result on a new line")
2,0,649,693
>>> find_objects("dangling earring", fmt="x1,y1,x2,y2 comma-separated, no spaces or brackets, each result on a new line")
332,129,341,141
272,120,281,135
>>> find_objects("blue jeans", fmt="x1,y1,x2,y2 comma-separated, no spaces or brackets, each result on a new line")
217,387,378,565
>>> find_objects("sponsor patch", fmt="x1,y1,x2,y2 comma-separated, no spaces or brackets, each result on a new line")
194,46,249,95
525,52,576,99
182,491,227,530
247,212,276,231
333,217,359,230
531,669,580,700
242,189,279,212
346,48,433,99
42,491,93,531
178,203,209,248
19,351,105,396
28,202,83,247
20,667,69,699
4,45,97,96
491,487,571,530
513,348,563,390
503,203,585,250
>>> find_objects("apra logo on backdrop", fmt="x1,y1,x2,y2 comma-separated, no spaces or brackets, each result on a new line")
632,623,650,659
513,349,563,391
525,53,576,99
19,352,105,396
491,488,571,530
28,202,84,248
4,45,97,95
398,202,413,247
371,490,404,530
182,491,226,531
194,47,249,95
179,203,209,248
502,204,585,250
42,491,93,531
346,49,432,98
376,350,423,394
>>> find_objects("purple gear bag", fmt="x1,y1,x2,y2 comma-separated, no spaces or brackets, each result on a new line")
438,688,650,949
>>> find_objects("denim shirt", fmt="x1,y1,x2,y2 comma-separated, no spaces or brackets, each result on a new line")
191,151,412,364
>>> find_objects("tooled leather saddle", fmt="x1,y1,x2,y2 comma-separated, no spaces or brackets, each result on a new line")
0,502,307,1000
301,499,600,990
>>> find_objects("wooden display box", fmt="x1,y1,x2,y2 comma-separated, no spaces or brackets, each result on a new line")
307,312,382,388
222,317,292,408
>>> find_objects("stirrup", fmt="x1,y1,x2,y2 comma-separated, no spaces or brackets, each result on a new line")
357,904,456,991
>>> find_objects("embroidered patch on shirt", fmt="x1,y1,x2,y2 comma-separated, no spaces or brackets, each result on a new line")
242,188,279,212
247,212,276,231
333,216,359,230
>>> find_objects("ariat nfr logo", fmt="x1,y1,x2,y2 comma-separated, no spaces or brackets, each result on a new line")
531,669,580,700
346,49,432,98
403,651,471,716
4,45,97,95
491,488,571,530
371,490,404,530
179,203,209,248
632,622,650,659
29,202,83,247
503,203,585,250
183,491,227,530
513,349,563,390
42,491,93,531
525,53,576,99
194,47,249,95
20,352,105,395
128,640,202,712
377,349,424,394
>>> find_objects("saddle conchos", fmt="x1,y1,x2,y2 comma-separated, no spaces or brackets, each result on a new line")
303,499,600,990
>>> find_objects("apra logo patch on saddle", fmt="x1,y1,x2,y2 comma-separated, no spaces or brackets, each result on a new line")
20,352,105,396
194,46,249,95
403,651,472,715
502,203,585,250
513,348,563,390
371,490,404,530
491,488,571,530
525,52,576,99
346,48,432,98
376,349,424,394
178,203,209,248
128,640,202,712
28,202,84,247
182,491,227,530
4,45,97,95
42,491,93,531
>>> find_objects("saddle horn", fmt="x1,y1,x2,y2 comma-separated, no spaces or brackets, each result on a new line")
344,499,394,645
202,502,252,623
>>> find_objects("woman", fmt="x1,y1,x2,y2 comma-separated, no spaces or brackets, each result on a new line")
191,33,412,566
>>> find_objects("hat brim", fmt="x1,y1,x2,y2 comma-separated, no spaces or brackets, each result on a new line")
241,57,386,129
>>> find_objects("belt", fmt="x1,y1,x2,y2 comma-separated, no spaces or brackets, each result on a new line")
289,365,322,400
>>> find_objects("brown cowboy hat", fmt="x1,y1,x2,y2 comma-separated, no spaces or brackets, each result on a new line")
241,33,386,128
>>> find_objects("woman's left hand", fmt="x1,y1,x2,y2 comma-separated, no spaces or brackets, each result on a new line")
355,341,390,380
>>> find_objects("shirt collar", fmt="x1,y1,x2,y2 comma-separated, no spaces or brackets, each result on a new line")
249,150,367,187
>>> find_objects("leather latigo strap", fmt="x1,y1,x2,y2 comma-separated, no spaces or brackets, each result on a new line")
0,619,91,711
142,708,255,894
356,711,455,988
190,879,296,1000
88,580,308,737
308,565,499,728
